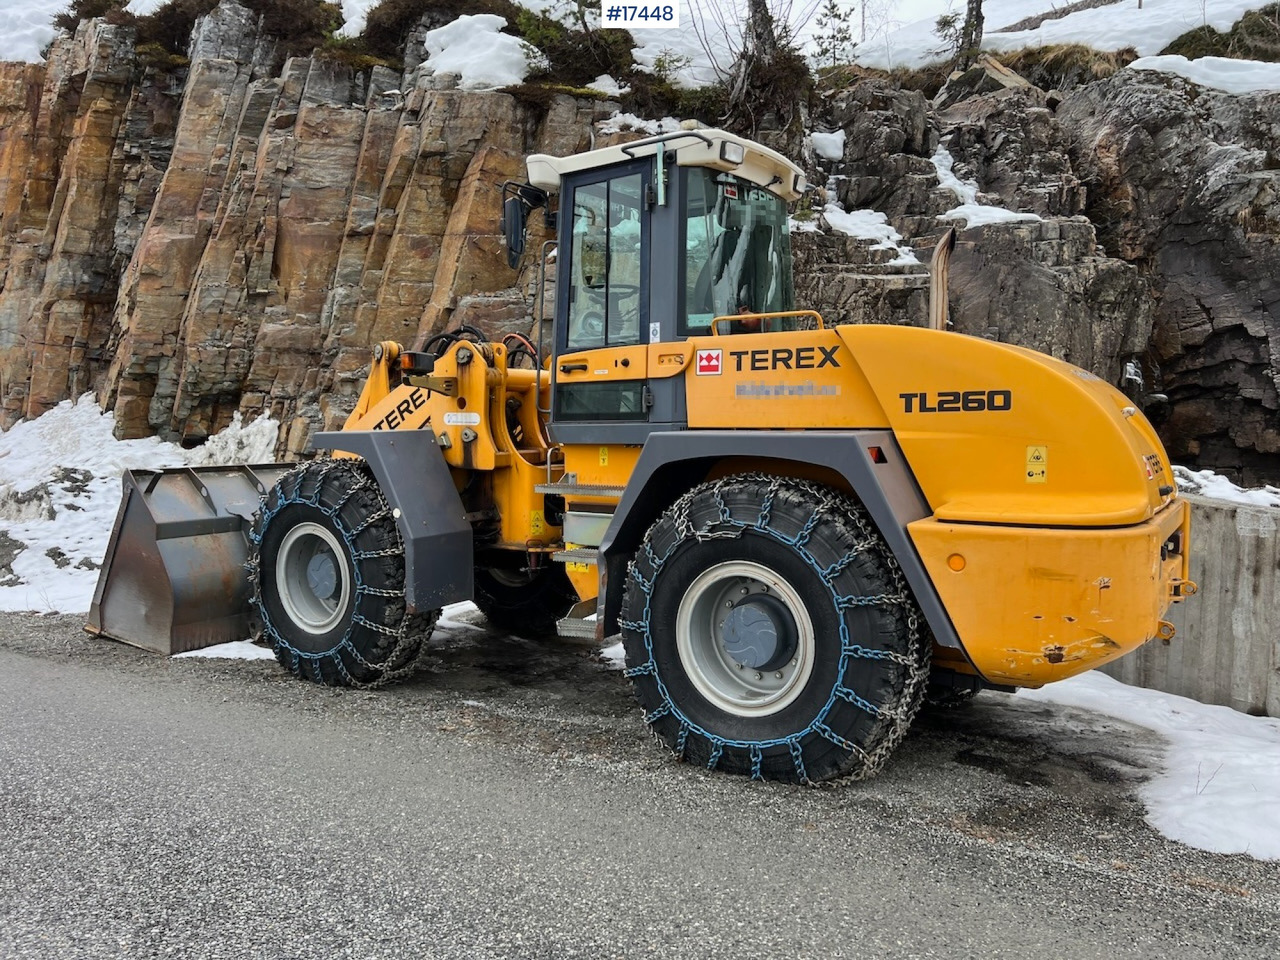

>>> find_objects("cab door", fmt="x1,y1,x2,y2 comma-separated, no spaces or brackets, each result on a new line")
550,161,654,444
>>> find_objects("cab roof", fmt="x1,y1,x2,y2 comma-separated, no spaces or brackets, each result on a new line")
526,128,806,203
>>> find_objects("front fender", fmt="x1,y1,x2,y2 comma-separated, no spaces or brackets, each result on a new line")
311,430,473,612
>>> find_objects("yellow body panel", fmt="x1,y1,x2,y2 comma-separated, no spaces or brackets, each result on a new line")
344,341,563,553
684,328,887,429
840,326,1173,526
680,325,1173,528
910,498,1190,686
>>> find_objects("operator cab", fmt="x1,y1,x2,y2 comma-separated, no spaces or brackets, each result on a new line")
508,129,807,441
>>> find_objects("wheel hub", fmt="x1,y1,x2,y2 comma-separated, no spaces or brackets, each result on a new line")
275,522,352,638
306,552,339,600
676,560,815,718
721,594,797,670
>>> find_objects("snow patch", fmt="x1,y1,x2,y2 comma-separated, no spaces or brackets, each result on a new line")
931,144,979,204
1025,672,1280,860
821,204,920,265
601,641,626,670
173,640,276,661
587,74,630,97
810,130,846,162
788,216,821,234
0,396,278,615
2,0,59,62
1129,55,1280,95
940,203,1042,227
598,112,682,135
420,15,537,91
1173,466,1280,508
859,0,1270,71
931,144,1041,228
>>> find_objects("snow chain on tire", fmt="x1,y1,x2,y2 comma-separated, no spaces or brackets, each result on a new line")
248,459,439,689
619,474,931,784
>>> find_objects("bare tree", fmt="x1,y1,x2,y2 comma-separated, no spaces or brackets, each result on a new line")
958,0,984,68
687,0,819,135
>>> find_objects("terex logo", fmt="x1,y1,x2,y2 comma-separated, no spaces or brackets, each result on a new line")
696,348,722,376
728,346,840,372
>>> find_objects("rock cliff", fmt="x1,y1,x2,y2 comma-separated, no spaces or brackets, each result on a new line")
1,5,1278,483
0,3,607,456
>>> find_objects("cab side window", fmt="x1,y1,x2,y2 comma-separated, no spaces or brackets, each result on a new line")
566,173,644,351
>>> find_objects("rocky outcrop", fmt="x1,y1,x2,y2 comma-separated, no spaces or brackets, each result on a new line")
1061,70,1280,484
0,1,608,456
0,20,147,426
804,77,1151,389
1,7,1277,481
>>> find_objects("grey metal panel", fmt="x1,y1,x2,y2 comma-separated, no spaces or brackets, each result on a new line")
311,431,473,613
564,511,614,547
547,419,683,445
596,430,964,653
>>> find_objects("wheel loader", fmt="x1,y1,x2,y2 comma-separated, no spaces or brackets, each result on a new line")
88,128,1195,783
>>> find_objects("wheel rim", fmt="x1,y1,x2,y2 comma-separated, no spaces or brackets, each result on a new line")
675,560,816,717
275,522,352,635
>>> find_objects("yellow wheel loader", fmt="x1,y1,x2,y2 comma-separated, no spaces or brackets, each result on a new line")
88,129,1195,783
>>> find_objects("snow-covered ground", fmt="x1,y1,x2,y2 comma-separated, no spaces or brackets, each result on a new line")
1024,673,1280,860
861,0,1272,70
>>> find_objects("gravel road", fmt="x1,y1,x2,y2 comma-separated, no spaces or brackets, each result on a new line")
0,611,1276,959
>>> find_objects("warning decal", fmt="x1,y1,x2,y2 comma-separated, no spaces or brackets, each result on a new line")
1026,445,1048,483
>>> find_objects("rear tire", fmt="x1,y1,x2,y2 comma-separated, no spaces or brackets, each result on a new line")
620,475,930,784
473,564,578,638
250,459,438,687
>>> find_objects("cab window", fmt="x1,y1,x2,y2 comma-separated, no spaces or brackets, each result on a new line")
682,168,793,335
566,173,644,351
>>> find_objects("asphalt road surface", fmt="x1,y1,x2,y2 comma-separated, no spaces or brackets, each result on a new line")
1,611,1276,959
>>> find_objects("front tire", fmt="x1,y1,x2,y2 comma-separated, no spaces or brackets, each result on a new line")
249,459,438,687
620,476,930,783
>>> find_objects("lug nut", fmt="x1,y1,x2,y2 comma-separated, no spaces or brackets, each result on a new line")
775,671,783,679
754,672,763,680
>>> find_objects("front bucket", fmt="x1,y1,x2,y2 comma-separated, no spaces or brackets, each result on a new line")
86,464,294,655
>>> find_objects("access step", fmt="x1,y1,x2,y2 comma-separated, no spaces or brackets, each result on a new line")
555,616,600,641
535,481,626,499
552,548,598,564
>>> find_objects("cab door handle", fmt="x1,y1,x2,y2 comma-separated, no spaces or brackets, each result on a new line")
560,363,588,373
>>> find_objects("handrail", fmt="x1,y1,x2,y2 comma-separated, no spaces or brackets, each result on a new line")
535,238,557,417
709,310,826,336
618,130,713,158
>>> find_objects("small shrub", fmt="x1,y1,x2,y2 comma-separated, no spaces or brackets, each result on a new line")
996,44,1139,91
316,36,397,72
361,0,524,62
1162,5,1280,63
53,0,132,33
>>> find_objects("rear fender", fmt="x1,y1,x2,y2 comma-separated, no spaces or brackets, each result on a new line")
597,430,963,653
311,431,473,612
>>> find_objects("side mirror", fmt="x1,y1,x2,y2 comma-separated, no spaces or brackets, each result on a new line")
500,182,549,270
503,195,527,269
